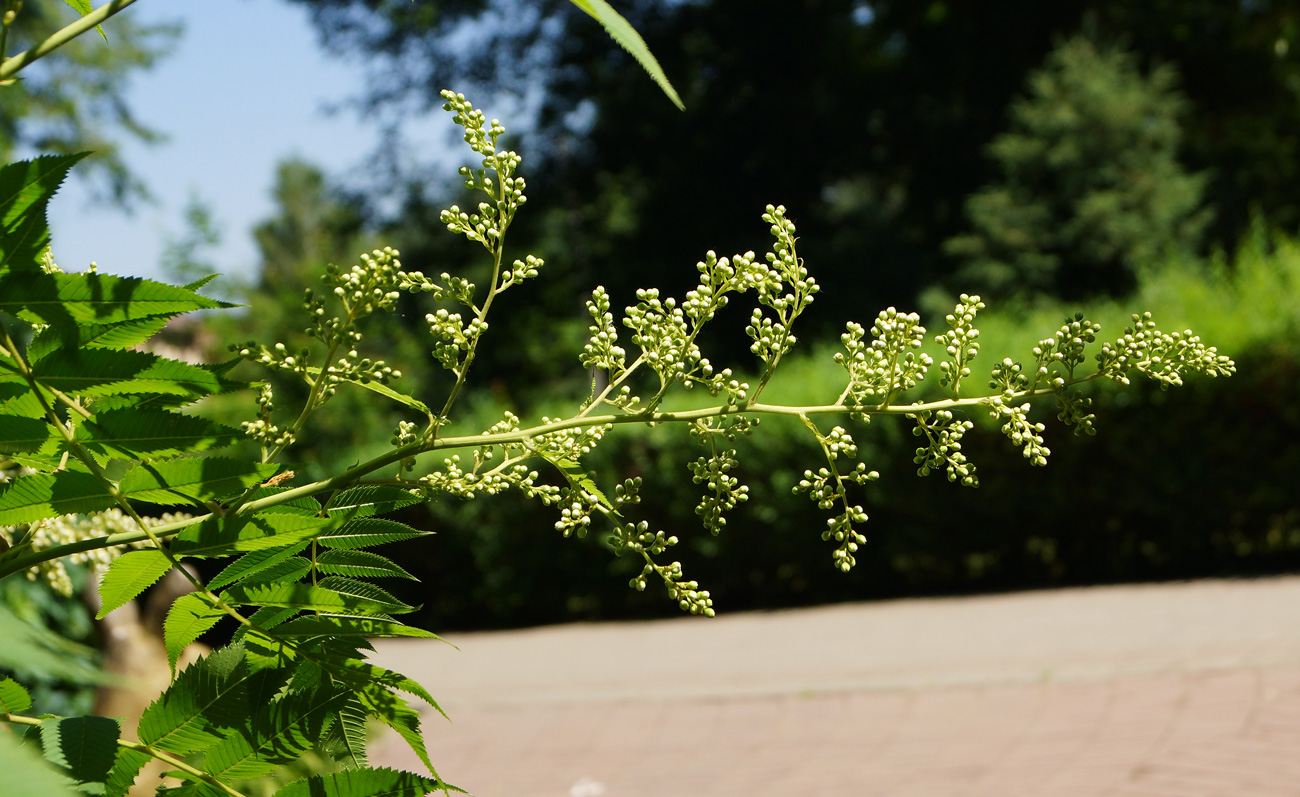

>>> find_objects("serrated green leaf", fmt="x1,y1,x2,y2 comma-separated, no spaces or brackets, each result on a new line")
317,518,430,550
316,576,416,615
276,767,458,797
76,409,242,459
324,698,370,770
0,414,54,453
308,652,443,718
59,0,107,40
0,728,79,797
172,514,332,558
220,582,407,616
315,549,417,580
234,606,301,645
207,544,310,591
0,676,33,713
355,685,441,780
0,470,113,525
324,485,423,519
202,687,351,781
164,594,226,677
0,154,87,275
567,0,683,110
104,747,150,797
237,556,310,586
0,270,231,332
26,315,173,363
28,347,242,401
270,616,439,640
38,715,120,788
96,549,173,620
118,458,278,506
0,381,46,418
303,365,433,415
138,644,275,757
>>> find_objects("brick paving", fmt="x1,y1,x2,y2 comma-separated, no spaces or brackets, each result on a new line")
370,577,1300,796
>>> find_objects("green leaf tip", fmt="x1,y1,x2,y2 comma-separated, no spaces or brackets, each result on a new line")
568,0,684,110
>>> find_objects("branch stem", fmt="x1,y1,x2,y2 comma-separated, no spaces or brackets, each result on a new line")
0,0,140,81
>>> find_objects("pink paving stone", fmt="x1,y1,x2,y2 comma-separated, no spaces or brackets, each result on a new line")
370,577,1300,796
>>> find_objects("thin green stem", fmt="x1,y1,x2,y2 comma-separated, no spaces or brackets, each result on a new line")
0,0,140,81
0,368,1103,581
0,713,248,797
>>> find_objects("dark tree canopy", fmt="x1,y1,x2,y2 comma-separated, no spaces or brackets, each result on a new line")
0,0,178,204
291,0,1300,298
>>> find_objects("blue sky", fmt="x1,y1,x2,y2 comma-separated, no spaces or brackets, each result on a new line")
45,0,452,284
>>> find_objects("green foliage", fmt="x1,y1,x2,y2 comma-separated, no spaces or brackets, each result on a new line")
0,7,1238,797
945,36,1208,299
0,0,177,204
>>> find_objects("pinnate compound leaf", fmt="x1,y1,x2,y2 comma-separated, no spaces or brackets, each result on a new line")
275,767,458,797
270,615,440,641
316,576,416,614
173,514,332,558
318,518,430,550
76,408,242,459
221,582,407,616
96,549,173,619
138,644,272,757
0,270,230,331
0,470,113,525
207,543,309,591
324,485,423,519
0,676,33,713
0,729,78,797
118,458,279,506
0,154,86,274
26,315,172,363
38,715,120,787
29,348,242,401
567,0,683,110
355,685,442,780
315,549,417,580
164,593,226,676
202,687,352,781
310,654,443,719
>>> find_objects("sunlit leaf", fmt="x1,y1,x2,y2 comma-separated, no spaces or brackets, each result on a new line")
96,548,173,619
275,766,458,797
567,0,683,110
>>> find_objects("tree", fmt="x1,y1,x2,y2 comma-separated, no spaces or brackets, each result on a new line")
944,36,1208,300
292,0,1300,305
0,5,1242,795
0,0,177,204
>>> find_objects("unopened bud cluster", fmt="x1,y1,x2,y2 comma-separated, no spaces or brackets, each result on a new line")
985,397,1050,466
936,294,985,397
836,308,933,406
689,448,748,534
0,510,188,596
911,409,978,486
1098,312,1236,387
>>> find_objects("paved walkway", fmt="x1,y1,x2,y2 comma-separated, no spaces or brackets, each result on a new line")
371,577,1300,796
